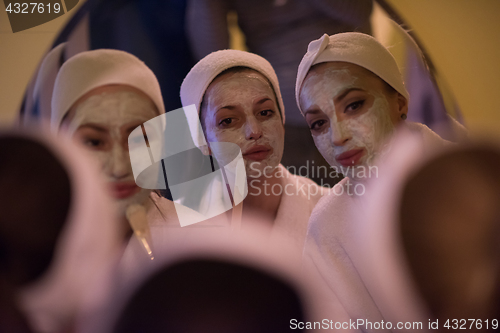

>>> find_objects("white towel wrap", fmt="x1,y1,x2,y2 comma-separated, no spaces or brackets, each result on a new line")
295,32,409,115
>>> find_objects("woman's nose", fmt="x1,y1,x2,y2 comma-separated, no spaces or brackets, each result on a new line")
108,145,132,179
331,121,351,147
245,118,263,141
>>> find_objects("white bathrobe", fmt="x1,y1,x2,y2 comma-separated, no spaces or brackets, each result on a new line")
303,122,453,332
271,164,325,248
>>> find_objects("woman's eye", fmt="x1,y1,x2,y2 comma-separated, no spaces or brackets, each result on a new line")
219,118,233,126
83,138,105,149
259,109,274,117
310,119,327,131
345,100,365,113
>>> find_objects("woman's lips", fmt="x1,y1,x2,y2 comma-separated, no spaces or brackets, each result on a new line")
243,145,272,161
336,149,365,167
111,182,141,199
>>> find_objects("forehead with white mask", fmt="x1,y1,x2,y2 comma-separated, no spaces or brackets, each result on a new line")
299,62,407,179
63,85,159,214
201,68,285,178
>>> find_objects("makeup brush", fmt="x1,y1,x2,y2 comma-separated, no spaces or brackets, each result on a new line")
126,204,154,260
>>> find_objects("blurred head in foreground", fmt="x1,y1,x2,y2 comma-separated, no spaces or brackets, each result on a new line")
356,129,500,332
400,145,500,325
79,226,339,333
0,129,120,333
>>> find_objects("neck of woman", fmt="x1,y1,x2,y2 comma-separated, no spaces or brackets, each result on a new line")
242,166,283,224
120,216,134,241
121,198,155,243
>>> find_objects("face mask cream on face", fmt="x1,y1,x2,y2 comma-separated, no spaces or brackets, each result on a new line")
68,89,159,213
300,64,396,180
203,71,285,178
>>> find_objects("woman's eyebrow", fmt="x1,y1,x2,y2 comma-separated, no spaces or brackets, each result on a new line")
215,105,237,115
78,123,107,132
255,97,272,105
122,122,145,134
334,88,364,103
304,109,321,117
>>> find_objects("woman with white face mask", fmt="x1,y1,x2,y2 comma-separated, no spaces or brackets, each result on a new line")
295,32,452,331
180,49,324,249
51,49,176,242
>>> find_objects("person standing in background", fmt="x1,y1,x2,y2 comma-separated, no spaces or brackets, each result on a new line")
186,0,373,186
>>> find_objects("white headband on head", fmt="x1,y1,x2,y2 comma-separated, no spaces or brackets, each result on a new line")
180,49,285,124
295,32,409,115
51,49,164,130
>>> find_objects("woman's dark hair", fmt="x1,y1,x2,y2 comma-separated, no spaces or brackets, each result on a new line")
0,136,71,286
113,259,305,333
0,135,72,333
400,147,500,324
